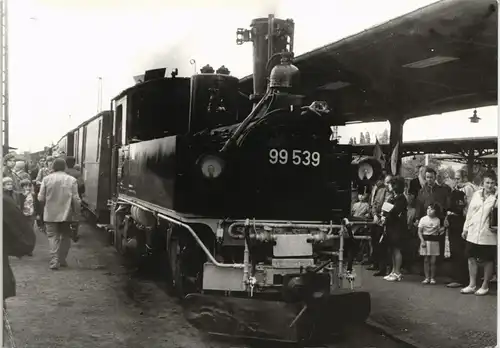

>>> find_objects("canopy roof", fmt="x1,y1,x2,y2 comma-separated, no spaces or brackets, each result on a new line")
352,136,498,156
239,0,498,123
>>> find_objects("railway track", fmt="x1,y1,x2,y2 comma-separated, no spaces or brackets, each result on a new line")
86,220,415,348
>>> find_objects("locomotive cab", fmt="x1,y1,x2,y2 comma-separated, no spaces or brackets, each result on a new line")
122,71,191,143
188,65,240,133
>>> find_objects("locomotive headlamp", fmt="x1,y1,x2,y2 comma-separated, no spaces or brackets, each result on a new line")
357,162,374,180
198,154,225,179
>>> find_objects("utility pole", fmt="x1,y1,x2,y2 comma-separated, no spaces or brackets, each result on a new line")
97,77,102,113
0,0,9,155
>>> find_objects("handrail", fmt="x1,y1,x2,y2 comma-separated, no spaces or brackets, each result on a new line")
157,213,245,269
117,197,244,269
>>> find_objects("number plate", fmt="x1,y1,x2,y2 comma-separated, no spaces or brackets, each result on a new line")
268,149,321,167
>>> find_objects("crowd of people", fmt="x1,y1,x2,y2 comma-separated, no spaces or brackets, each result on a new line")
3,152,85,304
351,165,498,296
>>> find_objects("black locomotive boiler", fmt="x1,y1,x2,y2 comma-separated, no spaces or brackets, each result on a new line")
47,14,373,344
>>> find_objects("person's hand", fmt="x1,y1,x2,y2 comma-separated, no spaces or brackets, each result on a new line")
461,230,468,239
373,215,379,224
438,227,445,235
444,219,449,228
421,241,426,249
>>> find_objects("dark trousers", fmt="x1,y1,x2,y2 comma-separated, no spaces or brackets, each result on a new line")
448,215,469,285
371,224,391,273
402,233,419,271
344,237,359,272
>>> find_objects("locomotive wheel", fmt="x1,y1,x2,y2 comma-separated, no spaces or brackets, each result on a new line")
168,236,187,299
114,220,127,256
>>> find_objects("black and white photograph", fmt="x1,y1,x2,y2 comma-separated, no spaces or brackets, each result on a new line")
1,0,498,347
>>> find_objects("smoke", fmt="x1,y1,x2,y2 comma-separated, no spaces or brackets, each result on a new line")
251,0,282,17
131,0,284,81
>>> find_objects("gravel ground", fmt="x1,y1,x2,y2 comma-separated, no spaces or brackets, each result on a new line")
6,222,407,348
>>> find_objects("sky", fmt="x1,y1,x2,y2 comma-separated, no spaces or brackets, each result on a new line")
7,0,498,152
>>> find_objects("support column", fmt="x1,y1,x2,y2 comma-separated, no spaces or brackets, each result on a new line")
466,149,475,182
388,117,404,176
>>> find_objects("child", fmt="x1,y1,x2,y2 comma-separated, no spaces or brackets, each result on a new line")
352,193,371,219
19,179,35,227
418,203,444,284
350,193,371,265
3,177,16,202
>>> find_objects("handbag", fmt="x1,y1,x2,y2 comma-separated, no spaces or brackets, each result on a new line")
489,195,498,232
444,228,451,258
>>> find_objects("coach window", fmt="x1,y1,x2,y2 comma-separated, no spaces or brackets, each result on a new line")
82,127,87,163
96,119,102,161
74,131,79,162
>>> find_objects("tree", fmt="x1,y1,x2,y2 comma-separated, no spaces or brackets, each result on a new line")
379,129,389,144
359,132,366,144
461,164,489,186
400,155,441,179
365,132,371,144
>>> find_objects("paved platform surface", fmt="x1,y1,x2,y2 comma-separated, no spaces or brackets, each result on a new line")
359,266,498,348
5,223,404,348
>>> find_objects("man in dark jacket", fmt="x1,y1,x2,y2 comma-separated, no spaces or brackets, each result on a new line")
416,167,450,221
3,194,36,301
417,167,451,260
65,156,85,198
408,165,425,197
444,170,476,288
368,173,392,276
65,156,84,242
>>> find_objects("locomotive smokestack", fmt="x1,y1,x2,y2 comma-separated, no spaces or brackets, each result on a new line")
236,15,295,106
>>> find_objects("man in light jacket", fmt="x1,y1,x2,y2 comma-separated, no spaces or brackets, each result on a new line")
38,158,81,270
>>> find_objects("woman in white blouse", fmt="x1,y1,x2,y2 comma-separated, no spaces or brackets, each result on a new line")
460,170,497,296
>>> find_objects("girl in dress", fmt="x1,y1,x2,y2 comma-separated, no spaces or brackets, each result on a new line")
418,203,444,284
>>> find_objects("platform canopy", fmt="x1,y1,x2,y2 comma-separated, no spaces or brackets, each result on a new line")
480,153,498,159
239,0,498,124
351,136,498,157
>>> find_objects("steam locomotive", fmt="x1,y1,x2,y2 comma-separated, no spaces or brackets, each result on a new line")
52,15,378,343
